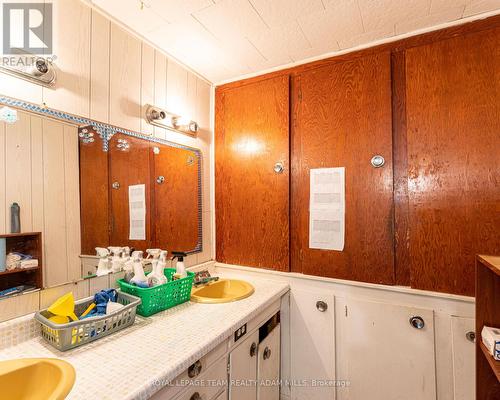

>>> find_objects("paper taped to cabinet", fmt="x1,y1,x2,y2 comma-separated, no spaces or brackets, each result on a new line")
309,168,345,251
129,184,146,241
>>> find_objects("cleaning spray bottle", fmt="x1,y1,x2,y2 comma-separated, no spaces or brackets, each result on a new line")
95,247,111,276
171,251,187,280
147,250,168,287
130,250,149,288
123,258,134,283
108,246,123,273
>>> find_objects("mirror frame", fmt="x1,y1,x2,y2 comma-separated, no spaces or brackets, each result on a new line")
0,95,203,254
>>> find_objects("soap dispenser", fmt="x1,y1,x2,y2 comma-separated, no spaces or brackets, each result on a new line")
130,251,148,287
95,247,111,276
171,251,187,280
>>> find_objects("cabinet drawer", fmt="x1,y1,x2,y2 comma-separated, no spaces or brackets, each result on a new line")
151,340,228,399
176,356,228,400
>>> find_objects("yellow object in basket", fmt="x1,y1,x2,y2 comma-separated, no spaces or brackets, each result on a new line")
47,293,79,322
79,303,95,318
48,315,70,324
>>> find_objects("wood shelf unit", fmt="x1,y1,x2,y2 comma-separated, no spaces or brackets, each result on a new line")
0,232,43,292
476,255,500,399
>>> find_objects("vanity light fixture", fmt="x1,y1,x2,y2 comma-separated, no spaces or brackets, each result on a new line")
0,57,56,87
145,105,198,136
0,106,18,124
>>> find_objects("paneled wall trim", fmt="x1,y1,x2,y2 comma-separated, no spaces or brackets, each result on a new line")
215,15,500,296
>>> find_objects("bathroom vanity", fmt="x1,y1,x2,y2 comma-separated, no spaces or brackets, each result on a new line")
0,275,289,400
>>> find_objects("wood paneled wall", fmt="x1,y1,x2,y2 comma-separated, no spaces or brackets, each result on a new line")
215,15,500,296
291,52,394,284
215,76,290,271
0,0,214,278
405,28,500,296
0,112,81,287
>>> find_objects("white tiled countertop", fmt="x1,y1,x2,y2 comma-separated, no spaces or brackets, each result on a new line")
0,275,289,400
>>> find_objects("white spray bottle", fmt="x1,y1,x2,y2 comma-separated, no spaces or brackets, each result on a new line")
130,250,148,287
148,250,168,286
171,251,187,280
95,247,111,276
108,246,123,273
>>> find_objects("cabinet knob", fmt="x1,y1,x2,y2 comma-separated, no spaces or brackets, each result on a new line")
273,162,284,174
316,301,328,312
466,331,476,343
263,346,272,360
409,316,425,329
370,155,385,168
250,342,257,357
156,175,165,184
112,181,120,190
190,392,201,400
188,360,202,378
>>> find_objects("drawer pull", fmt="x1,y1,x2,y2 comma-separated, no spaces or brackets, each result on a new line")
250,342,257,357
188,360,202,378
263,346,271,360
190,392,201,400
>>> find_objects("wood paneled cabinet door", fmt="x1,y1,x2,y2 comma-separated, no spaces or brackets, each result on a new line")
215,75,290,271
153,143,199,252
79,130,109,254
108,133,152,250
291,52,394,284
405,27,500,296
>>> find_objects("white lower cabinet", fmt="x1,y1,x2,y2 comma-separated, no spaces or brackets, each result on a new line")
289,289,336,400
229,315,281,400
257,324,281,400
151,300,283,400
451,316,475,400
229,330,259,400
336,298,436,400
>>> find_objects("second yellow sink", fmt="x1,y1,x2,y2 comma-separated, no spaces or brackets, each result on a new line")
191,279,255,303
0,358,76,400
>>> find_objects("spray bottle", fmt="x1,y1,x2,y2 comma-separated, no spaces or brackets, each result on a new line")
95,247,111,276
147,250,168,286
171,251,187,280
108,246,123,273
130,250,149,287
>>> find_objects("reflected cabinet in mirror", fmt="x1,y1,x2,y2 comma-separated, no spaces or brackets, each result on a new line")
79,127,202,257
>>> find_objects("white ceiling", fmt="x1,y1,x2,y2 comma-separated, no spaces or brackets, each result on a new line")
89,0,500,83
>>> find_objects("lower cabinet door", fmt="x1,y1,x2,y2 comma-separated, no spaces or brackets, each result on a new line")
257,324,281,400
336,298,436,400
229,330,259,400
451,316,475,400
290,289,336,400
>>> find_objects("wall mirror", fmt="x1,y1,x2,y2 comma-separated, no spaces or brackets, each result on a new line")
0,96,202,289
79,127,202,258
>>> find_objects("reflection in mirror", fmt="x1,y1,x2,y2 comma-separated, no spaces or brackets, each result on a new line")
79,128,202,265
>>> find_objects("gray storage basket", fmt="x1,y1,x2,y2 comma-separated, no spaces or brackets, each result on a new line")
35,291,141,351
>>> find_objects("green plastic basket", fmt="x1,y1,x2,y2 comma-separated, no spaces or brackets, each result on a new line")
117,268,195,317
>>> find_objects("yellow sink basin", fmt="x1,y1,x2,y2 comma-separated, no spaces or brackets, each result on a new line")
191,279,255,303
0,358,76,400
